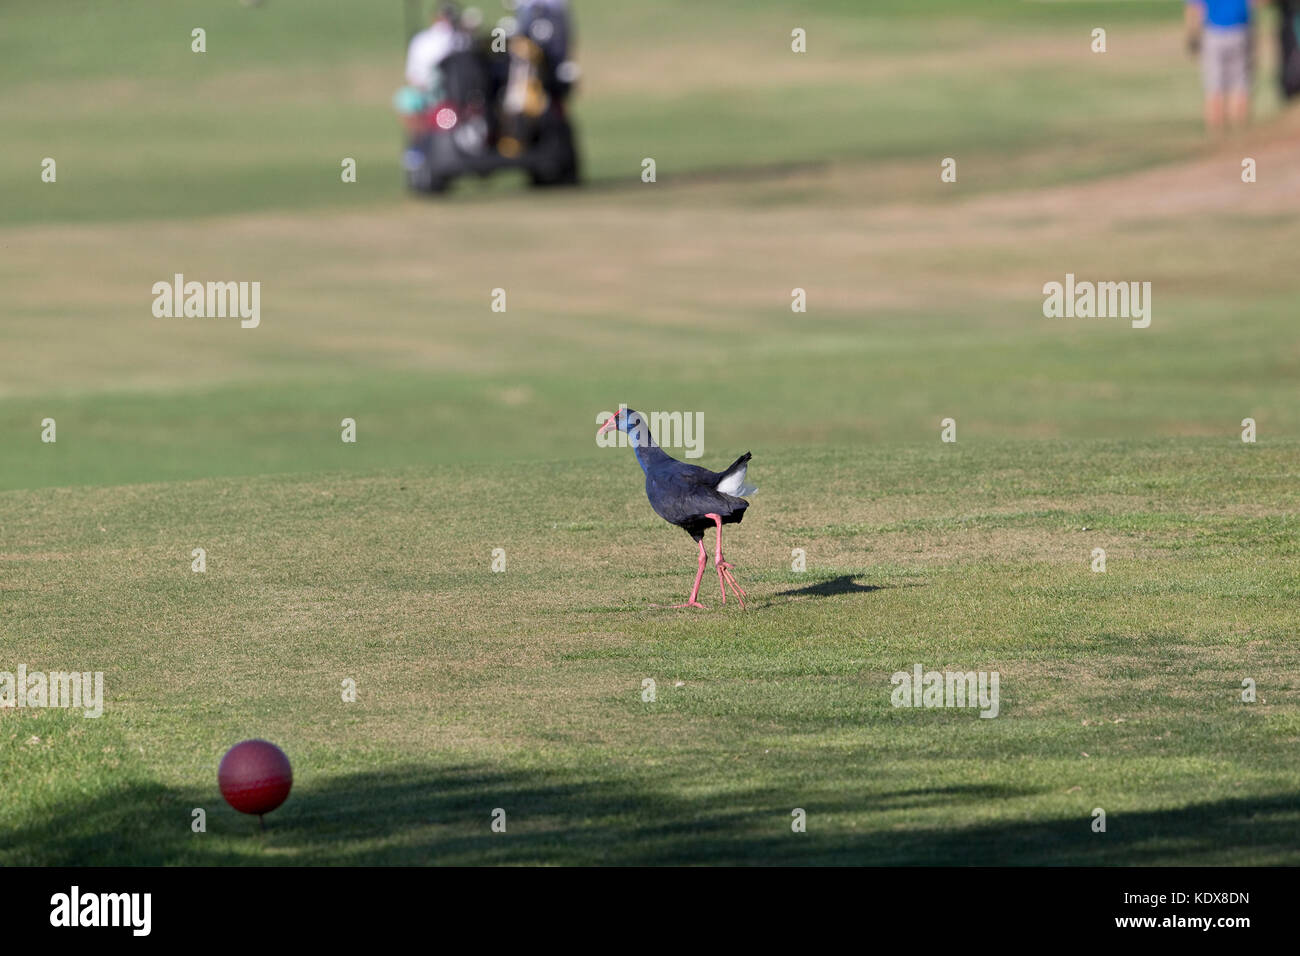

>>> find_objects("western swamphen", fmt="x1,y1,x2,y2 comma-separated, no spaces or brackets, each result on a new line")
599,408,755,609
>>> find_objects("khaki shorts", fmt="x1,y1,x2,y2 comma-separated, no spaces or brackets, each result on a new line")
1202,26,1254,95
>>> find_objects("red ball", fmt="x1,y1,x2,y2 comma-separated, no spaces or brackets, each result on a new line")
218,739,292,816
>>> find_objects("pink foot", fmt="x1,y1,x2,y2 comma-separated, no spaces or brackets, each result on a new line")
664,539,709,609
716,560,747,609
704,514,747,610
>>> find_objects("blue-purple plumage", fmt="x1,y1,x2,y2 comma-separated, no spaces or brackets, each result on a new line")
607,409,754,542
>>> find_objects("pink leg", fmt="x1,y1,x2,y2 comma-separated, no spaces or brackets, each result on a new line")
670,538,709,609
705,514,747,609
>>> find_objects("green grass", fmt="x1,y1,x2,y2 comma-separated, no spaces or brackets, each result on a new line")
0,0,1212,224
3,444,1298,864
2,0,1299,864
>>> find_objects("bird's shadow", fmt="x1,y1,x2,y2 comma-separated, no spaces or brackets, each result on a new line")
774,575,915,599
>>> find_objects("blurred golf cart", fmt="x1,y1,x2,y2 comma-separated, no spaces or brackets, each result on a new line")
398,2,580,194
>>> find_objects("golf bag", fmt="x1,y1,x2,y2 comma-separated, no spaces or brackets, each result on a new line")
1282,0,1300,100
516,0,573,98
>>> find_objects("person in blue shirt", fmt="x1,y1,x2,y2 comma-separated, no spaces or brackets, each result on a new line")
1185,1,1266,132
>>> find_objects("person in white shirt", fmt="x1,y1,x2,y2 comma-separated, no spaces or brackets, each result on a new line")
405,6,459,92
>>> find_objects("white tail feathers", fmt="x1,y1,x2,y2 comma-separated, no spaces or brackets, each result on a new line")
716,463,757,497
